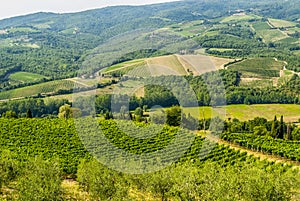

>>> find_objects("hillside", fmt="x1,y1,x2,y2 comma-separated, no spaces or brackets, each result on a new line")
0,0,300,92
102,54,233,77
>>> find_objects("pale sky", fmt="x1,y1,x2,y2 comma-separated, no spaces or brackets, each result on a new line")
0,0,179,20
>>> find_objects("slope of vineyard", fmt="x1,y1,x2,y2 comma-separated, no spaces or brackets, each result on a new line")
0,118,294,175
0,80,88,100
227,58,285,78
0,118,299,200
222,132,300,162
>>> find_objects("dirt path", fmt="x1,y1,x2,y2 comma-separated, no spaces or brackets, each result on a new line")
66,78,90,87
206,134,300,168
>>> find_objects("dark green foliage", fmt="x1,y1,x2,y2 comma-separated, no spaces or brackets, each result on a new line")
166,106,182,127
0,98,69,118
77,159,129,201
0,150,19,191
16,157,63,201
26,109,32,118
0,118,91,174
222,132,300,161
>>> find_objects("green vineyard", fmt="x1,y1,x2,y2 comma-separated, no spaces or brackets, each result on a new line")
0,118,296,174
222,132,300,161
0,80,87,100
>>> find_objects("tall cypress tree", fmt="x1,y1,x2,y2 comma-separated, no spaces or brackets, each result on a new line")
270,116,277,138
278,115,284,139
26,109,33,118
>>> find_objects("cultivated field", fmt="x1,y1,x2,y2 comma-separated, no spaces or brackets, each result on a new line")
221,14,261,23
227,58,285,78
102,54,233,77
146,55,188,76
9,72,47,83
268,18,297,28
0,80,88,100
252,22,288,42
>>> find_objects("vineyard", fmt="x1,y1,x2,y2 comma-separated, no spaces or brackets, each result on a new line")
222,132,300,162
228,58,284,78
0,79,88,100
0,118,298,200
0,118,296,174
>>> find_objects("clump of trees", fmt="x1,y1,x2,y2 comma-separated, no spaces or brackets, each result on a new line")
77,159,298,201
225,116,300,140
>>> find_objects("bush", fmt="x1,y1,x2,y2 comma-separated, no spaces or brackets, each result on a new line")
77,159,129,201
16,157,63,201
0,150,19,191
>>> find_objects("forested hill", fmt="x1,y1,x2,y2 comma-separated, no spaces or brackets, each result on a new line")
1,0,300,31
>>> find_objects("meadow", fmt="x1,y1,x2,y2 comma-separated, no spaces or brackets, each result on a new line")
268,18,297,28
252,22,288,42
9,72,48,83
221,14,261,23
182,104,300,122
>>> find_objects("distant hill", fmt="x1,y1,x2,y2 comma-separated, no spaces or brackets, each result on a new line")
0,0,300,91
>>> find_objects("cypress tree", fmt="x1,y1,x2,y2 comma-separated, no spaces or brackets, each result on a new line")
26,109,33,118
270,116,277,138
278,115,284,139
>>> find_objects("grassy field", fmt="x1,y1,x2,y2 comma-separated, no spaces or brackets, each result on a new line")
0,80,88,100
252,22,288,42
228,58,284,78
256,29,287,43
239,78,274,88
221,14,261,23
268,18,297,28
209,48,235,52
168,20,206,36
182,104,300,122
147,55,188,75
7,27,40,33
9,72,48,83
252,22,271,30
103,59,145,73
284,27,300,34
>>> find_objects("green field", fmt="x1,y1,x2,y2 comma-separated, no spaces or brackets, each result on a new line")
182,104,300,122
168,20,206,36
7,27,40,33
268,18,297,28
221,14,261,23
228,58,284,78
209,48,235,52
0,80,88,100
239,78,274,88
9,72,47,83
252,22,288,42
252,22,271,30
